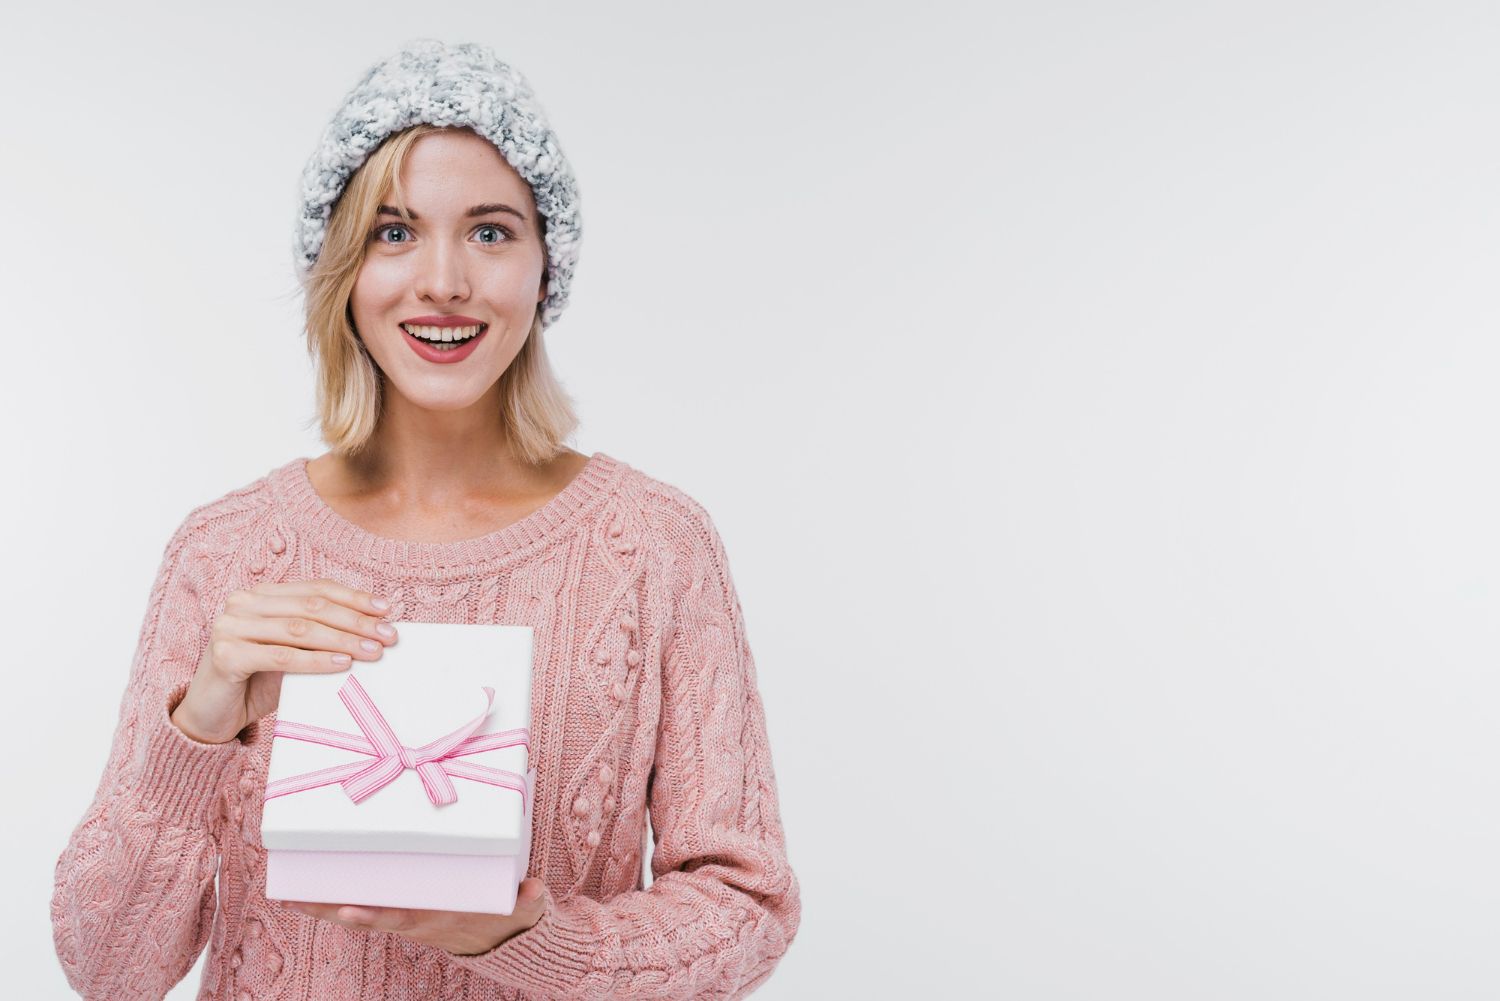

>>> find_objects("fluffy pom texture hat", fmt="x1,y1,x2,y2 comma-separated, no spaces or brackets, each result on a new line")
293,38,581,330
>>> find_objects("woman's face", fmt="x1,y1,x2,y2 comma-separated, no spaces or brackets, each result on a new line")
349,128,547,412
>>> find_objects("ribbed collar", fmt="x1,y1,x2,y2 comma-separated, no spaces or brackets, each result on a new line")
268,451,624,574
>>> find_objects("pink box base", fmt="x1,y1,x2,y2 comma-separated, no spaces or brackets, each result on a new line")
263,768,535,916
265,848,526,915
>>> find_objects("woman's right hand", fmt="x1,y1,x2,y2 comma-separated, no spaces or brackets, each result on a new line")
170,579,399,745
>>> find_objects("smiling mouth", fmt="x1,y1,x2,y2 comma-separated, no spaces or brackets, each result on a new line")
400,322,487,351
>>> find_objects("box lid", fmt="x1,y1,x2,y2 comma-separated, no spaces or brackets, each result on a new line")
261,621,534,857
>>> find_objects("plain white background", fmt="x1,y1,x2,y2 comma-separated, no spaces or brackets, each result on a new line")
3,1,1497,998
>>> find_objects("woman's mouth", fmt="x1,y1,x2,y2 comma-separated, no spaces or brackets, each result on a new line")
400,322,488,363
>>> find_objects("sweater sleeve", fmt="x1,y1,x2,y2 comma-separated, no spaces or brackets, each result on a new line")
50,512,244,1001
445,500,801,999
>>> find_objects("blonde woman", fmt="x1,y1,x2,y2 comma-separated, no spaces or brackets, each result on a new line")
51,38,800,1000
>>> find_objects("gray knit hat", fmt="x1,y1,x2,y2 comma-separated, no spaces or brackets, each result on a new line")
293,38,581,330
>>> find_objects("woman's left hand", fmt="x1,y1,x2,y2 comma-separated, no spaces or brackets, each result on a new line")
278,877,551,956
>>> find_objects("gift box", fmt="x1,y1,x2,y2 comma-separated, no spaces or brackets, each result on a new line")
261,621,535,916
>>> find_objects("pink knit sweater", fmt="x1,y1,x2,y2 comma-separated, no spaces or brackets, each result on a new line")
51,451,800,1000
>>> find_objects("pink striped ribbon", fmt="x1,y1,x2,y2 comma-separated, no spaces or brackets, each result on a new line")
266,674,530,812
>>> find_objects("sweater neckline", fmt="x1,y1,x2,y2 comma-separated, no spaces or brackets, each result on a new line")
271,450,623,572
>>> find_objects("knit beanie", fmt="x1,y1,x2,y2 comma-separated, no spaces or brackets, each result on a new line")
292,38,581,331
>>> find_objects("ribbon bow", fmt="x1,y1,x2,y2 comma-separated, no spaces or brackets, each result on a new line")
266,674,530,812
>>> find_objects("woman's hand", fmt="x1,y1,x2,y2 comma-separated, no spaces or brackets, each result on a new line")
170,578,398,745
278,877,551,956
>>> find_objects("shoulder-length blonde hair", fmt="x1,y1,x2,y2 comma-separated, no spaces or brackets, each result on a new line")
296,123,579,466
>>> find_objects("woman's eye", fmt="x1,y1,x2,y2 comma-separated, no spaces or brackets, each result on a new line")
372,224,410,244
475,224,512,244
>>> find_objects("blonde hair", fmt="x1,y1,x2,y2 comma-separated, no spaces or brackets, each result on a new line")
296,123,579,466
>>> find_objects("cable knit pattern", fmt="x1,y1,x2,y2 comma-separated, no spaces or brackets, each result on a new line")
50,452,800,1000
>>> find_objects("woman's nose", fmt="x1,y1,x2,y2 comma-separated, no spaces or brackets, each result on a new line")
413,242,470,302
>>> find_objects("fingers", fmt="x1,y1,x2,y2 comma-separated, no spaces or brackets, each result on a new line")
208,636,359,679
516,877,548,908
255,578,391,618
281,899,416,935
213,579,398,679
226,596,395,658
279,895,539,936
237,582,395,647
281,900,379,928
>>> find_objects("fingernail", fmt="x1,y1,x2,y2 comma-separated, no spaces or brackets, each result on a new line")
372,597,390,610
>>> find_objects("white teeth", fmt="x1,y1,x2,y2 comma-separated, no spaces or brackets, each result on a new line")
401,323,484,342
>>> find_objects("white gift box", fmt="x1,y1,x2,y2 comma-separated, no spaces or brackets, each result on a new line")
261,621,535,915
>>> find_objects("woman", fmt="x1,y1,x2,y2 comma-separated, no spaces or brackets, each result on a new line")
51,38,800,1000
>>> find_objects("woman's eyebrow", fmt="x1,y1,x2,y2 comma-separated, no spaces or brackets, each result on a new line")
377,203,528,222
